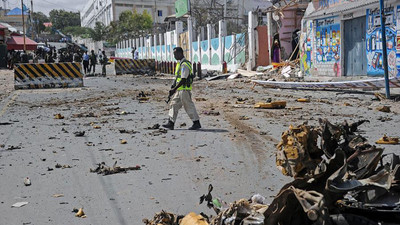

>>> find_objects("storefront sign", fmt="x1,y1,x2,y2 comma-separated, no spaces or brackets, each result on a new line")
343,13,353,19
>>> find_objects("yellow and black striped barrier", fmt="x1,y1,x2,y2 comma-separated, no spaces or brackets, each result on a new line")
14,62,84,89
114,59,155,75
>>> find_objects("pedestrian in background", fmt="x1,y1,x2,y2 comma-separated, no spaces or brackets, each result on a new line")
89,50,97,74
162,47,201,130
82,51,89,74
45,51,55,63
100,50,108,76
134,48,139,60
131,47,136,59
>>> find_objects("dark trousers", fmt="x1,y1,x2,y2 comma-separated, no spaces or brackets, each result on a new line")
83,61,89,74
102,64,106,75
89,63,96,73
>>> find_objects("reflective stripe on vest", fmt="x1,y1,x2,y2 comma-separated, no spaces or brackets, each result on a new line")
175,61,193,91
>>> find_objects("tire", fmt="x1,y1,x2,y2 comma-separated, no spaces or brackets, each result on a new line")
330,214,378,225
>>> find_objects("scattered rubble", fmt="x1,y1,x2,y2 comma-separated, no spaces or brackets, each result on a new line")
144,119,400,225
146,124,160,130
137,91,150,102
74,208,86,218
202,110,220,116
73,131,85,137
119,129,139,134
52,194,64,198
23,177,31,186
254,101,286,109
72,112,95,118
54,114,64,119
149,128,168,136
376,105,391,113
296,98,310,102
11,202,28,208
90,161,141,176
55,163,72,169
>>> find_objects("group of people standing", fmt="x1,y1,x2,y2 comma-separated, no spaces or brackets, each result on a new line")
82,49,108,76
43,47,108,76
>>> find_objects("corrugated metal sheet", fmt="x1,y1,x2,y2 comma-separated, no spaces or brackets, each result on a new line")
6,7,29,16
304,0,379,19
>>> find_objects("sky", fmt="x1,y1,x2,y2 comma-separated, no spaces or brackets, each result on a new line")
6,0,86,16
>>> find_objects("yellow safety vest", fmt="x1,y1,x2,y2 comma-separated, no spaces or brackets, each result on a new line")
175,60,193,91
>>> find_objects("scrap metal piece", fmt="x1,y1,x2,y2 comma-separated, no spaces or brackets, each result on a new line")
276,123,321,178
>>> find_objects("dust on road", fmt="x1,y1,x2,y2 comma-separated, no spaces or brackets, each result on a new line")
0,70,399,224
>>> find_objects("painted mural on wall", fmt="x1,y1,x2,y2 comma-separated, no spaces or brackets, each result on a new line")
366,6,399,77
300,20,313,76
315,17,340,65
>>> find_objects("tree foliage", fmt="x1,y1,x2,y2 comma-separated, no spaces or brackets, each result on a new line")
49,9,81,30
31,12,49,34
63,26,93,38
90,22,107,41
105,10,153,44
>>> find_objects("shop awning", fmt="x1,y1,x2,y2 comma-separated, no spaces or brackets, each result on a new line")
7,36,37,50
304,0,379,19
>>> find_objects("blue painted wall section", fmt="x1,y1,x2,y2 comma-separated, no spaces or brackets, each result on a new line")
366,6,400,77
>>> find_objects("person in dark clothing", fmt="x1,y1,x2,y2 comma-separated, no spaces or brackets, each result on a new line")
21,51,29,63
45,51,55,63
89,50,97,74
290,29,300,61
271,34,281,63
100,50,108,76
7,49,15,69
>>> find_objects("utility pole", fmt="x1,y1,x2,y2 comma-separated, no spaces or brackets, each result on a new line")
223,0,227,19
379,0,390,98
21,0,26,51
30,0,35,41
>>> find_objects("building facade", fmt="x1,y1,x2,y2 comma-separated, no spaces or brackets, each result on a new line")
300,0,400,77
81,0,175,28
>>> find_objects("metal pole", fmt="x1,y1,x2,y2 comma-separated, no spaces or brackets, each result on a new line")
224,0,227,19
379,0,390,98
30,0,34,40
21,0,26,51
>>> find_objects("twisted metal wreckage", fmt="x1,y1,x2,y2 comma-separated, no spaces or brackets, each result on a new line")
144,119,400,225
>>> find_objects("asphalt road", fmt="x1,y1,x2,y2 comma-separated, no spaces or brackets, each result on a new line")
0,71,399,224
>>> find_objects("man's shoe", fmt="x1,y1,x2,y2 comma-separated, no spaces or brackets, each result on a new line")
189,120,201,130
162,120,174,130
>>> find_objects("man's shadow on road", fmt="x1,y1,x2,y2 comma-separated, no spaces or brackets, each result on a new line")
173,128,229,133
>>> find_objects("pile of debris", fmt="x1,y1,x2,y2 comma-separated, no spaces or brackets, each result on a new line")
143,119,400,225
256,61,302,82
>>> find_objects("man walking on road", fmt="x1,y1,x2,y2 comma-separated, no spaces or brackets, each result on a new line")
162,47,201,130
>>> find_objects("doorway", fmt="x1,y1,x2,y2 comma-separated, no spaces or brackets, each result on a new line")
344,16,367,76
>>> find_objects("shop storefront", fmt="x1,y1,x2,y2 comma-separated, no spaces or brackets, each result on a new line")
300,0,400,77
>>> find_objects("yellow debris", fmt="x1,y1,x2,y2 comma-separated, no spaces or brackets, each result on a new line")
376,135,399,145
254,101,286,109
54,114,64,119
75,208,85,217
180,212,209,225
296,98,310,102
